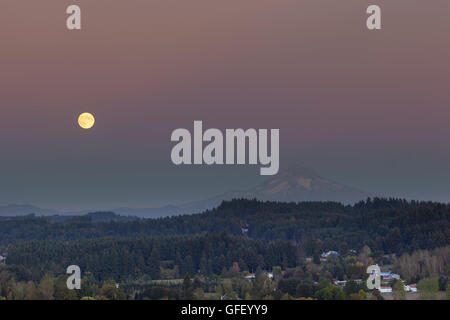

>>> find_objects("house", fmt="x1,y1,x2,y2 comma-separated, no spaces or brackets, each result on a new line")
321,251,339,258
380,271,400,281
378,286,392,294
244,272,273,281
241,223,249,234
334,280,347,287
405,284,417,293
244,274,255,281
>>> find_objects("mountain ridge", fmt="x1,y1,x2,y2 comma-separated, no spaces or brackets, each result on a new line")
0,166,372,218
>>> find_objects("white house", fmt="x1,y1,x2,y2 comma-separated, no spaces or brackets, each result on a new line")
321,251,339,258
379,286,392,294
405,284,417,293
334,280,347,287
244,274,255,280
380,271,400,281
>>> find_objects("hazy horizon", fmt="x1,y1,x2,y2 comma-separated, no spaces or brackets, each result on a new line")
1,164,449,213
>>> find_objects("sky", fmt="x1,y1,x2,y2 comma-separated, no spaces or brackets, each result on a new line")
1,0,450,210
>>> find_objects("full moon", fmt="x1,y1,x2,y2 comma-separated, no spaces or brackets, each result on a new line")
78,112,95,129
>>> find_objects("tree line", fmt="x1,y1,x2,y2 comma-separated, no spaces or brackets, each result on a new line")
1,198,449,256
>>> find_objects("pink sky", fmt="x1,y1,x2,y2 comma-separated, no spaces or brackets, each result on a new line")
1,1,450,210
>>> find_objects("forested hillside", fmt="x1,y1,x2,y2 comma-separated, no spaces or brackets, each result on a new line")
1,198,449,254
1,198,449,300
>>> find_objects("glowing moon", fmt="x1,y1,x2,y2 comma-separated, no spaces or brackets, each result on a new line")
78,112,95,129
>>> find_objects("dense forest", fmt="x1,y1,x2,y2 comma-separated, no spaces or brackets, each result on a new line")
1,198,449,254
0,198,449,300
5,234,298,282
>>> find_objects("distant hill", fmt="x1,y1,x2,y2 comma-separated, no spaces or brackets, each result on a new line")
0,204,59,217
0,166,372,218
1,198,449,255
110,205,186,218
46,211,139,223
